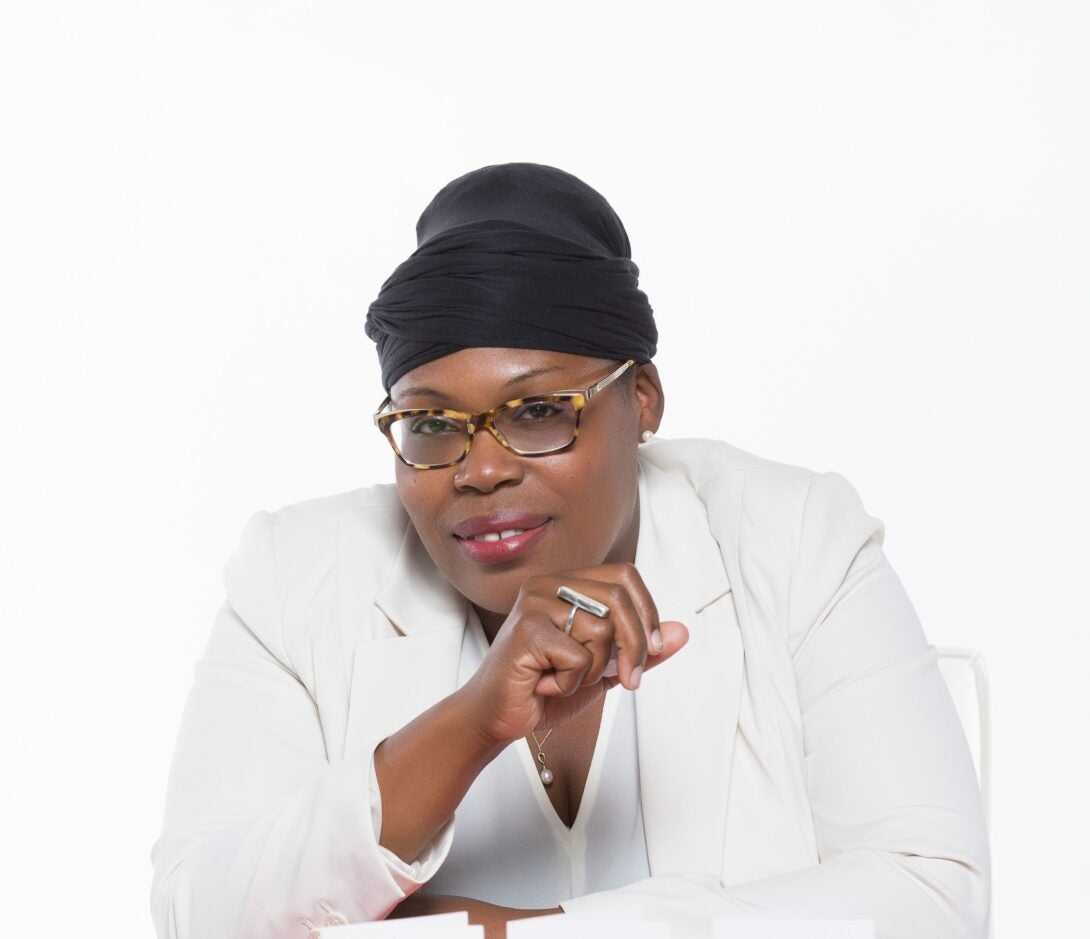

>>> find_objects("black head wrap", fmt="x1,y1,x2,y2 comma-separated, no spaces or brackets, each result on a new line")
365,163,657,391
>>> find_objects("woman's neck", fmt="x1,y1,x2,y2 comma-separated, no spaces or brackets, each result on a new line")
476,606,507,642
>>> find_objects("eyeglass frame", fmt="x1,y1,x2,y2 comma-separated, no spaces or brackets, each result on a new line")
372,358,637,470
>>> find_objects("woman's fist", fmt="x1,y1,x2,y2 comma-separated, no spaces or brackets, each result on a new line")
459,564,688,745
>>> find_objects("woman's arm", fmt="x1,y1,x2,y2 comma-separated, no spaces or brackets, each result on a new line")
560,472,991,938
151,512,687,938
151,511,455,938
371,686,505,863
150,598,444,937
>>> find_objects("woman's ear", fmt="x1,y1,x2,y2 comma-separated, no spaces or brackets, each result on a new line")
633,363,665,439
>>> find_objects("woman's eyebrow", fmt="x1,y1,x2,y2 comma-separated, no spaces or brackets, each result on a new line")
395,385,451,402
500,366,565,388
396,366,568,404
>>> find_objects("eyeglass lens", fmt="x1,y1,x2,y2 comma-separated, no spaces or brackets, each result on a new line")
388,399,579,466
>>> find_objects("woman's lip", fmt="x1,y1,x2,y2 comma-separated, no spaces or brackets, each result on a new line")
454,519,552,565
452,512,551,539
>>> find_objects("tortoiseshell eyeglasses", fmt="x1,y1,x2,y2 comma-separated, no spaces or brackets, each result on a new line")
373,359,635,470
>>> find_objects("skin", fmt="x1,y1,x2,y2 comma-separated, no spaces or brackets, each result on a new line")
373,348,689,937
395,348,652,634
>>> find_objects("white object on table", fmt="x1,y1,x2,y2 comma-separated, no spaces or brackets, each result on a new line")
508,913,670,938
316,911,478,937
713,916,875,938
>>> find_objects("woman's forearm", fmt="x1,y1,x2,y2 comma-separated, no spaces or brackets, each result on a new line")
373,685,505,863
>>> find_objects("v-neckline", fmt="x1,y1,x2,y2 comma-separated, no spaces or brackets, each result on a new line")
516,686,620,838
463,608,621,838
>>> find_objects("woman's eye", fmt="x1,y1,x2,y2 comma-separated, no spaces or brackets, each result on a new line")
408,416,462,435
514,403,562,421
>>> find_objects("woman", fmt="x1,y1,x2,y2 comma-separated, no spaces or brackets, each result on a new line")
150,164,990,938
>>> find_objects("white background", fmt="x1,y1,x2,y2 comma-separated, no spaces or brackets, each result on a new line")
1,1,1087,934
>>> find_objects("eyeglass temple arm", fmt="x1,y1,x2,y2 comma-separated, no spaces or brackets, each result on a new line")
372,396,392,425
585,359,635,399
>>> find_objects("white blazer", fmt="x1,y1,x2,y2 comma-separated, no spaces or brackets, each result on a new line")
149,438,990,939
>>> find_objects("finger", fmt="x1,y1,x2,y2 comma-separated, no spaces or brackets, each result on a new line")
570,605,616,688
610,564,662,654
560,577,632,686
530,635,594,697
504,590,597,697
640,620,689,673
557,576,648,691
586,563,661,653
595,583,649,691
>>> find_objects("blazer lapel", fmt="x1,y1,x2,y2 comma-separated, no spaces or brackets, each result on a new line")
373,518,469,639
633,458,745,876
343,517,468,757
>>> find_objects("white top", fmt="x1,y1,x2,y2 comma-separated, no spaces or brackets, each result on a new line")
417,609,652,907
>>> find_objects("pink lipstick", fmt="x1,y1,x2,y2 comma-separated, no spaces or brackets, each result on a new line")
452,513,552,564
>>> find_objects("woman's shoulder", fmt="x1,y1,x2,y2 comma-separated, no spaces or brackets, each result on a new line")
643,437,886,644
641,437,884,587
220,483,411,660
266,481,406,522
231,482,409,576
639,436,816,498
642,436,879,523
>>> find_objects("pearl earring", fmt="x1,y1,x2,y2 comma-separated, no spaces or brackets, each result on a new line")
640,430,655,443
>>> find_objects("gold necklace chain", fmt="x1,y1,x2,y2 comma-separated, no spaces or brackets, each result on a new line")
530,729,555,786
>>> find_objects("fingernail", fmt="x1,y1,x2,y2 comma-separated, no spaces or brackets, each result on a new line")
651,629,663,653
630,665,643,688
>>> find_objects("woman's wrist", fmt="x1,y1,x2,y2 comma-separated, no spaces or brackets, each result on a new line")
374,689,507,862
450,675,519,751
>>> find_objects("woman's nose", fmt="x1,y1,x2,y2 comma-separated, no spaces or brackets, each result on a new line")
452,428,525,493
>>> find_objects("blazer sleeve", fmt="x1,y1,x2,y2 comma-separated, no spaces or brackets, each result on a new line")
561,471,991,938
149,510,453,939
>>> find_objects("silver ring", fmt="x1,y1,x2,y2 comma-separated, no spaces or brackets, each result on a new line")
557,585,610,635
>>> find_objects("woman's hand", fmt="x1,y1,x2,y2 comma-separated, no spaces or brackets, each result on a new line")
460,563,689,746
388,893,561,939
373,563,686,864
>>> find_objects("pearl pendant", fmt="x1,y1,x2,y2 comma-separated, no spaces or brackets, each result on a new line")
539,767,554,786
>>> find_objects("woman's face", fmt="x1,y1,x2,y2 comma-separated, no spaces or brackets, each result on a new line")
388,347,664,625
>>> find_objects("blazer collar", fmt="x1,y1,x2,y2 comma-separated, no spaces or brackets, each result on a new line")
374,518,469,637
633,455,743,877
632,455,732,615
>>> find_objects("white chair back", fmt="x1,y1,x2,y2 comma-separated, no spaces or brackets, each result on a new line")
936,647,991,827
